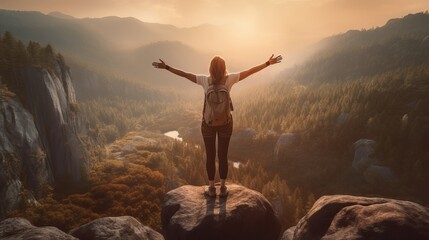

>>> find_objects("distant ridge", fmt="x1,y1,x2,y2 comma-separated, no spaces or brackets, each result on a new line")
286,12,429,84
48,11,75,19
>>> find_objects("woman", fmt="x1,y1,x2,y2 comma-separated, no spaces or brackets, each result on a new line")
152,54,282,197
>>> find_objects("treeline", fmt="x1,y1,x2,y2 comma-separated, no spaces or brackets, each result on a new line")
0,31,66,95
290,37,429,84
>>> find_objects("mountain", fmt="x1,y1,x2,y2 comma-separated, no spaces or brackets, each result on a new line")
287,12,429,83
119,41,212,88
0,9,216,90
78,16,234,54
232,12,429,203
0,9,116,62
48,11,75,19
79,15,179,50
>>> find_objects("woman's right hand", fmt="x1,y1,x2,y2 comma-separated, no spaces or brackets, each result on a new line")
152,59,167,69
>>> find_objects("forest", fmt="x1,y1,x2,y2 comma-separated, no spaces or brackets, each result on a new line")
1,12,429,234
233,13,429,203
0,32,311,232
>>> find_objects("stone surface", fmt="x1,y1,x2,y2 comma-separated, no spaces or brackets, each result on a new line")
20,65,88,183
0,217,76,240
291,195,429,240
161,184,281,240
69,216,164,240
1,61,89,217
351,139,398,189
0,98,49,218
281,226,296,240
352,139,377,172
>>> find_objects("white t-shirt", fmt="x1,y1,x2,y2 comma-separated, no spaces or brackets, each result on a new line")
196,73,240,92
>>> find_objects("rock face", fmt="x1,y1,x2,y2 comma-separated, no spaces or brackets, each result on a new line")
69,216,164,240
288,195,429,240
20,64,88,183
0,98,49,218
0,217,77,240
161,184,281,240
0,61,88,218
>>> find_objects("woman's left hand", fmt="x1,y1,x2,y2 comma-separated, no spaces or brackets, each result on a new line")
267,54,283,65
152,59,167,69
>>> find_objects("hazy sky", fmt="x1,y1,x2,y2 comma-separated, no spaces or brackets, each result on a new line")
1,0,429,65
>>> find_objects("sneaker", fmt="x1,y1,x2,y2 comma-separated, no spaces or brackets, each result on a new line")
204,186,216,198
219,186,228,198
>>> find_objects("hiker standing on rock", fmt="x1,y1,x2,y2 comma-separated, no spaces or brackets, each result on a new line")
152,54,282,197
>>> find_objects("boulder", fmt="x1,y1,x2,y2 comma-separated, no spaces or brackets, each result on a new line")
291,195,429,240
161,184,281,240
352,139,377,172
69,216,164,240
351,139,398,189
0,217,76,240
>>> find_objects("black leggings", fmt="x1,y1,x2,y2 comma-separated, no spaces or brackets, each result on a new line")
201,120,233,181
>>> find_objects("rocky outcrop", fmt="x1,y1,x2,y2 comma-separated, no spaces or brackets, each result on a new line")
352,139,398,188
287,195,429,240
0,216,164,240
161,184,281,240
20,64,88,183
0,217,77,240
0,61,89,218
69,216,164,240
0,98,49,218
352,139,377,172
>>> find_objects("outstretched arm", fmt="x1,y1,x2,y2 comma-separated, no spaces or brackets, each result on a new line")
239,54,283,81
152,59,197,83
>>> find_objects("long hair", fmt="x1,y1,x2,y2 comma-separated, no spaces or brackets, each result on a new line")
209,56,227,84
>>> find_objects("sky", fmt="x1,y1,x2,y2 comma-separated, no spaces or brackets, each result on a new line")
1,0,429,65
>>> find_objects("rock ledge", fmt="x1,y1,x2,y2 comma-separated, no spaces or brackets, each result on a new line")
162,184,281,240
284,195,429,240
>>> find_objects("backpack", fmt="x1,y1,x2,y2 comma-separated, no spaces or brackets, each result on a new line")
203,78,233,126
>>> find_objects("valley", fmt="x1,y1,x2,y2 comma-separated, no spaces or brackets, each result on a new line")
1,8,429,237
